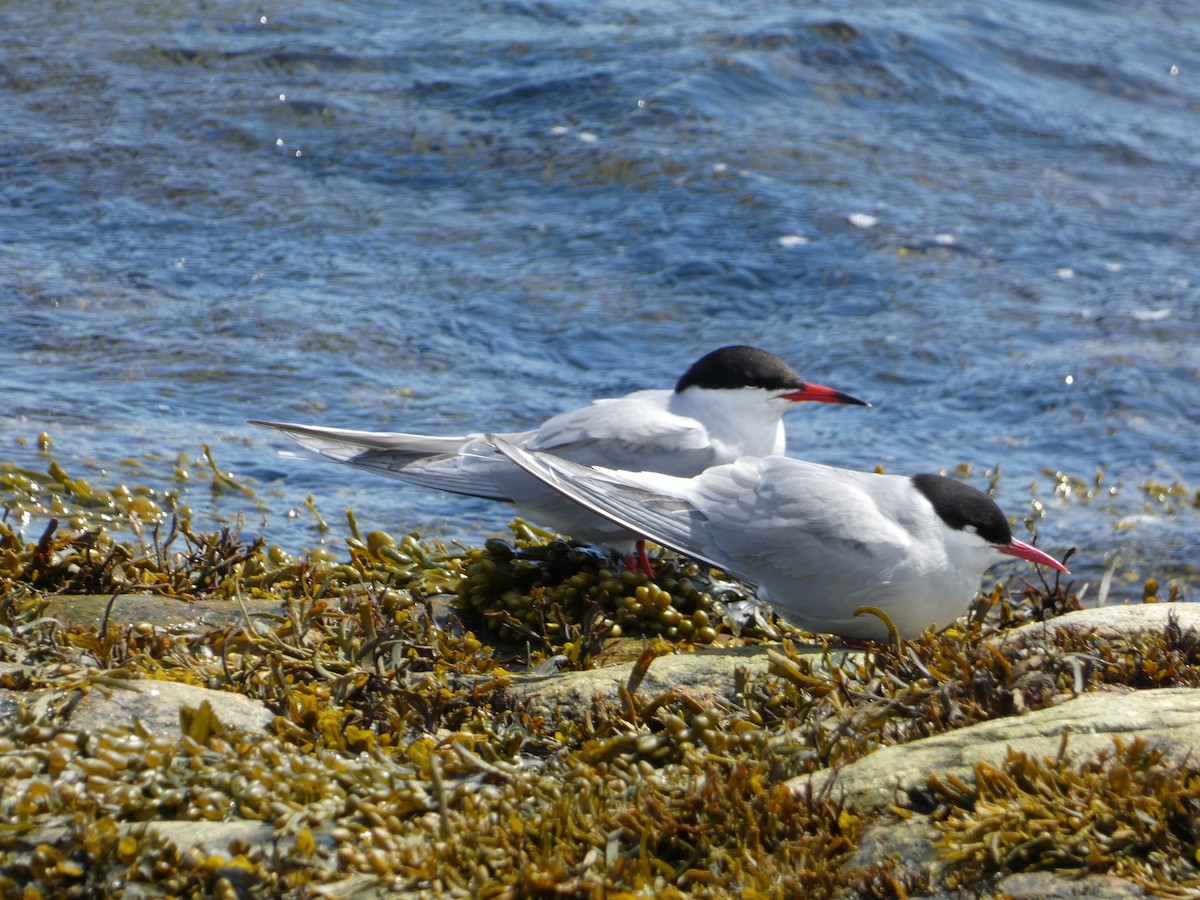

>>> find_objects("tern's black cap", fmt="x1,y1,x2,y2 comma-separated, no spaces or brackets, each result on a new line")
911,474,1013,545
674,346,807,393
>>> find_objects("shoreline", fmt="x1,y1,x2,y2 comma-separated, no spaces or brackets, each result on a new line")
1,465,1197,896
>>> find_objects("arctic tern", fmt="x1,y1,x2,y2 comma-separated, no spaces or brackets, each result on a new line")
487,435,1069,640
251,345,868,566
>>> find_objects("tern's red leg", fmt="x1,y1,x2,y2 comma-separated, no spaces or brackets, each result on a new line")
624,539,655,577
839,637,875,650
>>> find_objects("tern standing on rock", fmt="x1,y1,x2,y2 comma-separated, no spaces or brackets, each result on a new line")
251,346,868,568
486,435,1069,640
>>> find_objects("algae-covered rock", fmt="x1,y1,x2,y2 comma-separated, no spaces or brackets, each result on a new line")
39,593,284,633
797,683,1200,896
996,601,1200,647
513,642,861,721
996,872,1158,899
792,686,1200,811
66,679,275,736
2,447,1198,897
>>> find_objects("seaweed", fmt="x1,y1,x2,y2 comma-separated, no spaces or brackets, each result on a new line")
0,441,1196,897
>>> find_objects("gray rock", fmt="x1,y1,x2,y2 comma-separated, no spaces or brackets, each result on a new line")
40,593,285,633
839,811,1161,899
791,687,1200,811
64,679,276,736
994,872,1156,899
143,819,276,855
996,602,1200,647
842,816,942,880
511,642,862,720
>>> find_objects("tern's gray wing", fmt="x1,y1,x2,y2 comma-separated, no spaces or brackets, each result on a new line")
524,392,718,476
487,434,749,578
250,420,532,501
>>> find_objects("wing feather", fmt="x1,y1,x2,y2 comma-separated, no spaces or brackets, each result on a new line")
525,392,717,475
249,419,526,501
488,435,757,579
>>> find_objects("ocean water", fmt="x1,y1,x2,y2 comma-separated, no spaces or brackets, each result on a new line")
2,0,1197,599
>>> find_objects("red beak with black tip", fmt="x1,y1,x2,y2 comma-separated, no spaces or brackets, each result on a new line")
995,537,1070,573
778,383,871,407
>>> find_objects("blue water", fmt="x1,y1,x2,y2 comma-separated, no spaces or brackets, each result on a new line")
2,0,1198,598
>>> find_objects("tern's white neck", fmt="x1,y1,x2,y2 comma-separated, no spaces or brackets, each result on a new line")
668,387,788,461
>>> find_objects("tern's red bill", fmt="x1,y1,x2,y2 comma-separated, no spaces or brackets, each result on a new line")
778,383,870,407
995,538,1070,573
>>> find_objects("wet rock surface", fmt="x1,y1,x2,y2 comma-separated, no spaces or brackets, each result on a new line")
996,601,1200,647
511,641,864,721
37,593,284,633
794,685,1200,810
65,678,276,737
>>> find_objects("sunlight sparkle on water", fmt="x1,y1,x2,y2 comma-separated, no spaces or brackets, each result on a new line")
1132,308,1171,322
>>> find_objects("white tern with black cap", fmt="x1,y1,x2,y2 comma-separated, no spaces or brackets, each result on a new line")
486,435,1069,640
251,346,868,564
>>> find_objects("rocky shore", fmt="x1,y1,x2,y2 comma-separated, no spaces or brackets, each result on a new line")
1,453,1197,898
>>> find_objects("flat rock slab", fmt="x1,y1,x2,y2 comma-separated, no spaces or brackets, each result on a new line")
792,686,1200,811
995,872,1157,899
144,820,277,856
996,602,1200,647
65,679,276,736
511,643,862,720
40,594,285,633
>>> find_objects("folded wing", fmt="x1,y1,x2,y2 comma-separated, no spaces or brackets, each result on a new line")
524,392,719,476
487,434,754,575
250,420,527,501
